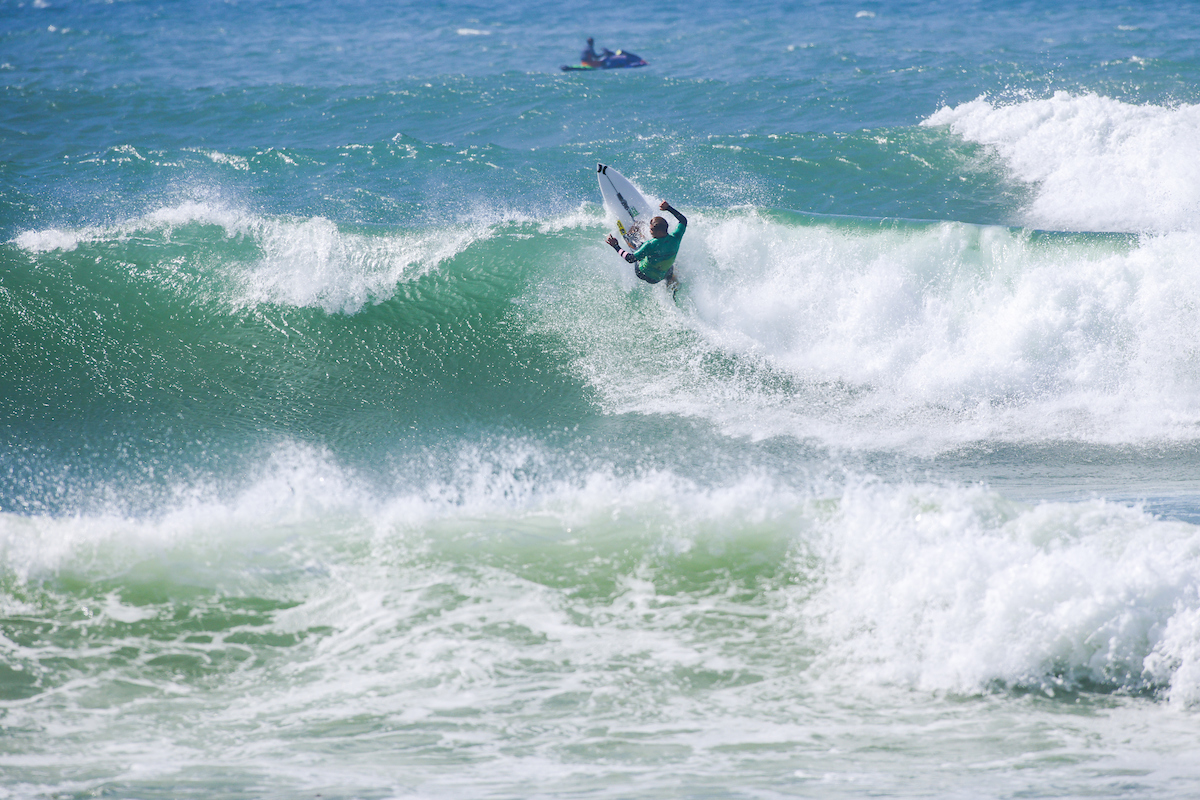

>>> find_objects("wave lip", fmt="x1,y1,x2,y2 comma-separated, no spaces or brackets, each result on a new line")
9,200,486,314
803,479,1200,707
924,92,1200,234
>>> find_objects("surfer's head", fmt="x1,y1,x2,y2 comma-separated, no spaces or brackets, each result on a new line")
650,216,668,237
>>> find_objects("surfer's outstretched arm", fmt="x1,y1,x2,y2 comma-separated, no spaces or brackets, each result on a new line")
659,200,686,227
605,234,638,263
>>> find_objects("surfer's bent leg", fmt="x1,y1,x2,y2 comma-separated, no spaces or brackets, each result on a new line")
635,265,667,285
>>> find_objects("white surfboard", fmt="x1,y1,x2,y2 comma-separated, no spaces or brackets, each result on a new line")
597,163,657,249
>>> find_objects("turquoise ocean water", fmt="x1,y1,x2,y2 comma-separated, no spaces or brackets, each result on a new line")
6,1,1200,797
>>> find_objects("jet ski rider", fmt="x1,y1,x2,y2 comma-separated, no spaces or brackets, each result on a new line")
581,37,614,67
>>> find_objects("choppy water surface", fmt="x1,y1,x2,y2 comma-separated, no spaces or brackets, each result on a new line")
5,1,1200,797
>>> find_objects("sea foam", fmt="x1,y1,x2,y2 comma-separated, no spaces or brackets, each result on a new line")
3,440,1199,706
805,479,1200,707
924,92,1200,234
550,210,1200,450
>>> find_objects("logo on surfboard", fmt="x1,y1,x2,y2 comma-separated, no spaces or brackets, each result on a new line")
616,192,637,218
616,220,644,248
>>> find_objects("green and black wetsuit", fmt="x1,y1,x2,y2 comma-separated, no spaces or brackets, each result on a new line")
616,215,686,284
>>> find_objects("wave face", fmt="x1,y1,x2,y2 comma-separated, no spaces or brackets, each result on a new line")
6,1,1200,798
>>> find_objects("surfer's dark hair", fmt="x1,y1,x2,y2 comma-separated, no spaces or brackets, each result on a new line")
650,216,667,231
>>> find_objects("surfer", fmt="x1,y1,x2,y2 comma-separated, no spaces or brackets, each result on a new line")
605,200,687,289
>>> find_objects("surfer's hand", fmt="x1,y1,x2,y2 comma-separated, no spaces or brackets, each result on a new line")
659,200,671,211
605,234,618,248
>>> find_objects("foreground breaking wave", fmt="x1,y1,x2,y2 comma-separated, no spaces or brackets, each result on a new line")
3,442,1199,716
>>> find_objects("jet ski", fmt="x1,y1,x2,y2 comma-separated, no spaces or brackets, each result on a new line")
561,50,648,71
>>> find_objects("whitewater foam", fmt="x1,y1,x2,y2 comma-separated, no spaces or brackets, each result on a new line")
924,93,1200,234
0,443,367,583
546,209,1200,450
804,479,1200,707
4,440,1199,706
